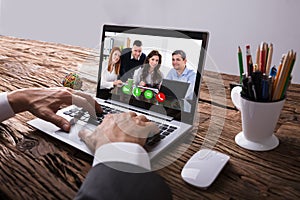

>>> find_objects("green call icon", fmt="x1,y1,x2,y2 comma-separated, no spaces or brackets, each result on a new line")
122,85,131,95
132,87,142,97
144,90,153,99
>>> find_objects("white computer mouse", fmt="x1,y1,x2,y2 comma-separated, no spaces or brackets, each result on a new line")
181,149,230,189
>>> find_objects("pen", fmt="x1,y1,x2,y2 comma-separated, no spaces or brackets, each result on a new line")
246,45,252,76
253,64,258,72
241,75,249,99
270,65,277,77
261,75,269,101
249,57,253,76
252,84,257,101
268,76,273,101
247,76,254,100
252,71,262,101
238,46,244,83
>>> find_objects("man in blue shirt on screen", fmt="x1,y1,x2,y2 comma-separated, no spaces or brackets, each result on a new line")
166,50,196,99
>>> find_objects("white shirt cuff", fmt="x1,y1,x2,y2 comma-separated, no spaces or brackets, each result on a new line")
0,92,15,122
93,142,151,170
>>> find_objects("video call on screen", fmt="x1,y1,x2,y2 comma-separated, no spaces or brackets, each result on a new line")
99,30,203,117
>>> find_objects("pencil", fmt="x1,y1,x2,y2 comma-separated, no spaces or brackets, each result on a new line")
277,51,293,100
280,51,296,99
256,45,260,70
238,46,244,83
265,43,273,75
272,52,291,101
273,54,285,96
260,42,266,73
264,43,268,68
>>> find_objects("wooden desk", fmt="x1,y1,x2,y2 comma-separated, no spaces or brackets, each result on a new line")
1,36,299,199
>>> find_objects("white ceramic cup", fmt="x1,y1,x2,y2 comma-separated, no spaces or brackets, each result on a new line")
231,86,285,151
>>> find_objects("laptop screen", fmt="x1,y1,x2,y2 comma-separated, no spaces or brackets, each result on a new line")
96,24,209,124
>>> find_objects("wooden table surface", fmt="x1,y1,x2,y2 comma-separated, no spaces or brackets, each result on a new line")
0,36,299,200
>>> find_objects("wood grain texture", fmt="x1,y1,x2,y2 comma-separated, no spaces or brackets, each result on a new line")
1,36,299,200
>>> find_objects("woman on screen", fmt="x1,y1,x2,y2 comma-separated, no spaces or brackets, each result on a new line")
133,50,164,89
99,47,123,99
100,47,123,89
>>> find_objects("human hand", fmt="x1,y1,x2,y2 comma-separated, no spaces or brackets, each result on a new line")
78,112,159,153
7,87,102,132
139,81,146,86
113,80,123,86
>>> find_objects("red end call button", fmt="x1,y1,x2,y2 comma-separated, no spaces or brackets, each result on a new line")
156,92,166,102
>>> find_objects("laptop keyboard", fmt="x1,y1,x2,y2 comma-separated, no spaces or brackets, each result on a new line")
62,105,177,146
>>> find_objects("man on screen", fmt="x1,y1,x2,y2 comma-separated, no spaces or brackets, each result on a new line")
120,40,146,81
166,50,196,99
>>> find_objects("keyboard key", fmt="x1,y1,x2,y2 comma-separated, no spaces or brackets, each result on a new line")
161,124,169,129
162,131,170,136
160,126,168,131
147,141,155,146
63,111,72,115
169,126,177,131
87,118,101,126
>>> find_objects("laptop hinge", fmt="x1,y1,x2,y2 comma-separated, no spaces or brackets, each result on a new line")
104,100,173,122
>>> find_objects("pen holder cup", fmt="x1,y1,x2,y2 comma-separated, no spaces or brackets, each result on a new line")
231,86,285,151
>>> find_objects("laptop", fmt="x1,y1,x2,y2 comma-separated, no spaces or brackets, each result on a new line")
159,79,190,100
28,24,209,160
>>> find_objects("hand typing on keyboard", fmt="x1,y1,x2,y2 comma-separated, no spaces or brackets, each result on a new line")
78,112,159,153
7,87,102,132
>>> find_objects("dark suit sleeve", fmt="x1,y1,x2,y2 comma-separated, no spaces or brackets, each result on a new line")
74,162,172,200
120,48,131,77
141,53,146,63
120,55,126,78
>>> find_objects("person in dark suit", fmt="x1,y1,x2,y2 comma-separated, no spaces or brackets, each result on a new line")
76,112,172,200
0,87,172,200
120,40,146,82
75,161,171,200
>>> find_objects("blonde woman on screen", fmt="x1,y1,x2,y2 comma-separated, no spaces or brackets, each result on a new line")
101,47,123,89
